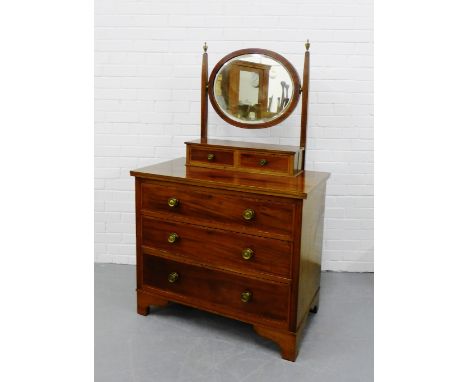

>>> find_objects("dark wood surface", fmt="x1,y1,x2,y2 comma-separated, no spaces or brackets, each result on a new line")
131,158,329,361
186,138,301,154
253,324,299,362
141,215,293,279
135,178,143,290
132,43,325,361
300,48,310,167
131,157,329,199
239,152,291,174
186,140,302,176
142,254,290,325
140,179,297,240
189,146,234,166
207,48,300,129
137,289,168,316
200,47,208,142
296,179,326,329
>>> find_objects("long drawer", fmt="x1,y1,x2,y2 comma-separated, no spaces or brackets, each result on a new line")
140,181,296,240
141,216,292,279
142,253,290,324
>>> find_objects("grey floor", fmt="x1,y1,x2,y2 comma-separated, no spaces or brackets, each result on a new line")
95,264,373,382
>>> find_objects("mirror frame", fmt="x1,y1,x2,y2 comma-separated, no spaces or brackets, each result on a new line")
208,48,301,129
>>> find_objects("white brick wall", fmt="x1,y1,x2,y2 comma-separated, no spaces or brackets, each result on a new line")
94,0,374,272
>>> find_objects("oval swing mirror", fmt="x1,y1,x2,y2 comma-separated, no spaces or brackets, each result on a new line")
208,49,301,129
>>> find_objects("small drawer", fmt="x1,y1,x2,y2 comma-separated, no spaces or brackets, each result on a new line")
141,216,292,278
140,181,296,240
189,147,234,167
239,152,292,174
142,254,290,324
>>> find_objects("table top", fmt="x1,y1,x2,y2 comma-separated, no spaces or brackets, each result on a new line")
130,158,330,199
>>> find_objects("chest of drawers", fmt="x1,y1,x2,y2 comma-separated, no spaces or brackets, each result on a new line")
130,158,329,361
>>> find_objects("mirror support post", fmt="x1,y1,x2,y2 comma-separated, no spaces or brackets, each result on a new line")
201,42,209,143
300,40,310,170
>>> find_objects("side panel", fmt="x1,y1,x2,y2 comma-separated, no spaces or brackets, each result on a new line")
135,177,143,290
296,181,327,329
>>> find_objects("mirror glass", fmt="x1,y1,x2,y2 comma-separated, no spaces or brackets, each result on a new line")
213,54,296,125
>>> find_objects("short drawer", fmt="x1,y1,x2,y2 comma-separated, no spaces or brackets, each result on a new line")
141,216,292,278
142,254,290,324
140,181,296,240
189,147,234,167
239,151,291,175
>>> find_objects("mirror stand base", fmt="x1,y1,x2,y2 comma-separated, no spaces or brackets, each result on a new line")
185,139,304,177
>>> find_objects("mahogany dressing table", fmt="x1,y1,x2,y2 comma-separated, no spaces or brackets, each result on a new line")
130,41,329,361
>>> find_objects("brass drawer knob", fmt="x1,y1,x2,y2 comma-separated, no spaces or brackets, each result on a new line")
242,208,255,221
167,197,179,208
168,272,179,283
240,291,252,303
207,153,215,161
259,159,268,166
241,248,254,260
167,232,179,243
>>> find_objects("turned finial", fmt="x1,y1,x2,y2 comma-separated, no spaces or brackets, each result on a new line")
305,39,310,51
203,42,208,52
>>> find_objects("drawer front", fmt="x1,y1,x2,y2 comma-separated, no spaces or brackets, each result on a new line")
189,147,234,166
142,216,292,278
142,254,289,323
239,152,291,174
141,182,296,239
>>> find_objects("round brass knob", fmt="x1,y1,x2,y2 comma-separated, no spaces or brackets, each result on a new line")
167,197,179,208
168,272,179,283
240,291,252,303
167,232,179,243
259,159,268,166
242,208,255,221
241,248,254,260
207,153,215,161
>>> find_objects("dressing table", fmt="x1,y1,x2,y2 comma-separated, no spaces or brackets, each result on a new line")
130,41,329,361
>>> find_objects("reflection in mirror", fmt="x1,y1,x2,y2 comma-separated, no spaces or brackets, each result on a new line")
213,54,295,124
